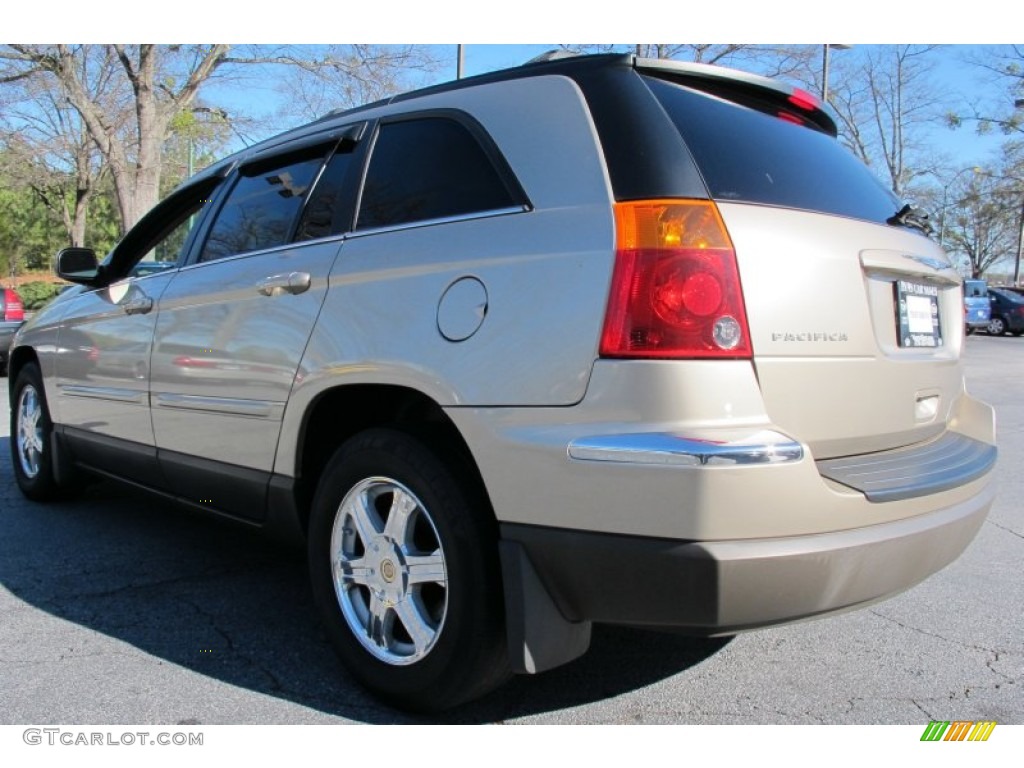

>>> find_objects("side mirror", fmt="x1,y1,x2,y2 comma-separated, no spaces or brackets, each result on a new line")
56,247,100,285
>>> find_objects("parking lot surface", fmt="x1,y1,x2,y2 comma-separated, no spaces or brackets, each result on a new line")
1,334,1020,724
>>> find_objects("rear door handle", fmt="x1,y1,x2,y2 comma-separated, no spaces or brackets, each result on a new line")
257,271,311,297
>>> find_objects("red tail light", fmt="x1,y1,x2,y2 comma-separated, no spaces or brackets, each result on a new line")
3,288,24,322
600,200,752,359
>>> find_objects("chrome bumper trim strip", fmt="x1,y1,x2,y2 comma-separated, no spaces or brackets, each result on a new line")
568,430,804,467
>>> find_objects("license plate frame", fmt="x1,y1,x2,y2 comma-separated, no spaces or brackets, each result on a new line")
895,279,942,348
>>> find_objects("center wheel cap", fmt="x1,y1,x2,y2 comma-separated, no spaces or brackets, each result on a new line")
381,559,397,583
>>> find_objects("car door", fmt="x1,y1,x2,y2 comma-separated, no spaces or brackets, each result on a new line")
54,177,223,488
150,126,362,521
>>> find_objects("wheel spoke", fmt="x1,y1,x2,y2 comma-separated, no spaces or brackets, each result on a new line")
16,385,44,479
344,491,384,544
406,550,446,586
329,473,449,666
367,593,392,650
383,488,418,543
336,555,373,586
394,596,437,656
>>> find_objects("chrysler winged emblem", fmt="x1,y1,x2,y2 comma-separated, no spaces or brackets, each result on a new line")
905,254,950,271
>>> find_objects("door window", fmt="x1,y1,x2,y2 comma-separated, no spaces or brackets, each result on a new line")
356,117,521,230
200,156,325,262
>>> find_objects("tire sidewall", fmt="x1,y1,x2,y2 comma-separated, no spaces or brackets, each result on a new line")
307,428,504,710
9,363,58,499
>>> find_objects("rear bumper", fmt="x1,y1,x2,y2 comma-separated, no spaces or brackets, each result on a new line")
501,479,994,634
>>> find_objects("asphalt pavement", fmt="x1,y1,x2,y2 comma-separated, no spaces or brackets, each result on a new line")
0,334,1020,725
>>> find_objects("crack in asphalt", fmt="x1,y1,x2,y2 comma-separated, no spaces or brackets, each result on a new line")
174,595,288,694
0,648,136,666
869,609,1003,658
986,519,1024,540
909,699,934,719
869,610,1019,689
30,562,275,606
168,594,405,723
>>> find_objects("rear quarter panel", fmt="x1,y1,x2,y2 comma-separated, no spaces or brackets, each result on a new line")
276,76,617,475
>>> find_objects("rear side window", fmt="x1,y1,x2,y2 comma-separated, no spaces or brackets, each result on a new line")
357,117,520,230
200,155,324,262
643,76,900,224
295,146,356,241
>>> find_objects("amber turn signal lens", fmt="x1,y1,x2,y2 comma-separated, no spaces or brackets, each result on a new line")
601,200,752,359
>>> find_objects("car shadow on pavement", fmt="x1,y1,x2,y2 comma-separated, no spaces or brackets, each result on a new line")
0,476,730,724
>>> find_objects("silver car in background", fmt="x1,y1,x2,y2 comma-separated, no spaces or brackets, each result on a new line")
8,53,997,711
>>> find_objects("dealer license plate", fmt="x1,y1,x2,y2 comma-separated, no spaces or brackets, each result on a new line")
895,280,942,348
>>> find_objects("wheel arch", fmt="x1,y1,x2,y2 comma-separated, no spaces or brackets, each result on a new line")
289,383,493,536
6,346,40,401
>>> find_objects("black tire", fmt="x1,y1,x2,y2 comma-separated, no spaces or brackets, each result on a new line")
988,316,1007,336
307,428,509,711
10,362,62,500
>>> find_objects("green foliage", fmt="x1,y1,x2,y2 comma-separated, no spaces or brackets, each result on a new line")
85,188,122,256
0,178,66,277
17,281,63,310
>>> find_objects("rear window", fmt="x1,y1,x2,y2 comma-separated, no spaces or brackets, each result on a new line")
992,288,1024,303
643,75,900,224
964,280,988,298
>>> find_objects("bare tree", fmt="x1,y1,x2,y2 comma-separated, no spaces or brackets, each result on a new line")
0,44,439,234
268,44,441,124
556,43,816,80
944,161,1021,278
948,45,1024,136
825,46,945,198
0,47,117,247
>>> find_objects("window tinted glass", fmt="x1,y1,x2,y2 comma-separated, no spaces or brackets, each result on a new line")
964,280,987,297
295,148,354,241
992,288,1024,304
104,178,221,278
200,156,323,261
644,76,900,224
357,118,517,230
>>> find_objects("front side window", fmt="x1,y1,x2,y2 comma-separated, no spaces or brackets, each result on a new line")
130,213,198,277
356,117,519,230
200,156,324,262
104,179,220,279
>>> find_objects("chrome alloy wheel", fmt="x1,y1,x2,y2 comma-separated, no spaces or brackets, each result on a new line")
16,383,45,479
330,477,448,665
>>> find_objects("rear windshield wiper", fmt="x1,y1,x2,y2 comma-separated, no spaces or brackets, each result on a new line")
887,204,934,236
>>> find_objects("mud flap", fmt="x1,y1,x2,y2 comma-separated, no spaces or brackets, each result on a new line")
499,539,592,674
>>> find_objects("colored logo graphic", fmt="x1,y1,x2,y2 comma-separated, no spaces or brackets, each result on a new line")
920,721,996,742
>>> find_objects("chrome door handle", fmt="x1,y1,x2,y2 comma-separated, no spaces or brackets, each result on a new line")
257,272,312,296
122,295,154,315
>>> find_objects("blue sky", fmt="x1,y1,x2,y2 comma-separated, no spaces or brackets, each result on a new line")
451,44,1015,172
200,43,1014,176
9,3,1018,175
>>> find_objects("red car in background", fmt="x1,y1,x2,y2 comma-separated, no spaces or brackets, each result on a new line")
1,286,26,376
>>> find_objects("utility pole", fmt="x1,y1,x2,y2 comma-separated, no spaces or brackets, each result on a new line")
821,44,851,103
